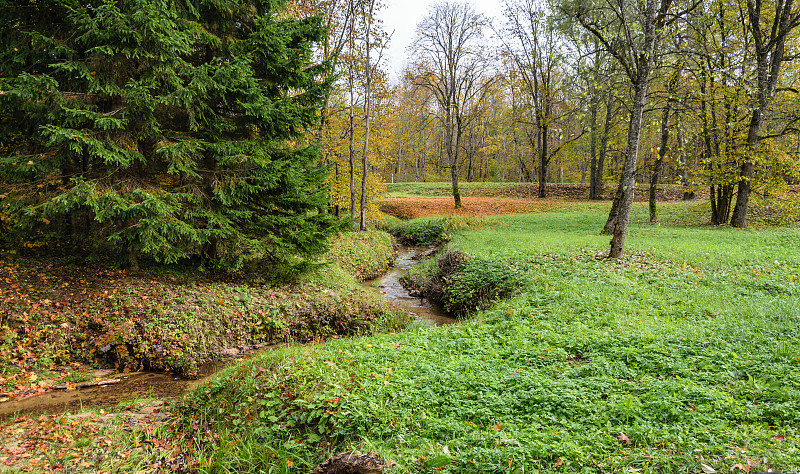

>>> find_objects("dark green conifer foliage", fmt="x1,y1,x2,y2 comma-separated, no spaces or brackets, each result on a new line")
0,0,337,269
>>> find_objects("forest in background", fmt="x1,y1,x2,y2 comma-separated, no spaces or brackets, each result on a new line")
3,0,800,266
314,0,800,241
2,2,800,471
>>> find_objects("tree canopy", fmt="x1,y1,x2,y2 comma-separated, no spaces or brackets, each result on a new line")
0,0,337,269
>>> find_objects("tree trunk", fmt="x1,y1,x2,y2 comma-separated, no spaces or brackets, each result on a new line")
588,93,599,198
594,89,613,200
537,123,548,198
419,128,426,182
334,162,340,216
649,156,663,223
677,128,694,200
348,52,356,224
603,183,622,234
608,73,652,257
129,247,140,272
515,134,525,183
730,114,761,228
710,183,718,222
451,119,463,209
359,0,374,232
650,84,672,222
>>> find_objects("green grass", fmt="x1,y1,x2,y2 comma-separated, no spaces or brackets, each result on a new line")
174,205,800,473
385,181,688,201
323,230,396,281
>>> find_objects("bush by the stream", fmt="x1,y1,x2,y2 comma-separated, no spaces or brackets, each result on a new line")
324,230,395,281
379,217,451,246
379,215,490,246
404,251,529,317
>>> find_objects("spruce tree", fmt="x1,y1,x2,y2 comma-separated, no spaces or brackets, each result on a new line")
0,0,337,269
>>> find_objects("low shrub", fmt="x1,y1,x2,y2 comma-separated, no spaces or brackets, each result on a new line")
380,217,451,246
405,251,529,317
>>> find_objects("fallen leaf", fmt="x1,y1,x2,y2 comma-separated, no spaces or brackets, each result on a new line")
619,432,632,445
701,463,716,474
732,463,751,472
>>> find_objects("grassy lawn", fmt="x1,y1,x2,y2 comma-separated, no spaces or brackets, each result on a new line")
173,203,800,473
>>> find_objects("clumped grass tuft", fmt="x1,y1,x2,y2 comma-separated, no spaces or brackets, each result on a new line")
403,251,528,317
379,216,451,245
323,230,395,281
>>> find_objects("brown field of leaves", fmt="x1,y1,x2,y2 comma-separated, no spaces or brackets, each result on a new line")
379,197,572,219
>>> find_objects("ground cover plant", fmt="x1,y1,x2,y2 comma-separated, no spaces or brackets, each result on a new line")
0,231,398,395
0,229,407,472
170,203,800,473
0,400,182,472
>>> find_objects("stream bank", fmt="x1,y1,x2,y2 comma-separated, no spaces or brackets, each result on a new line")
0,343,275,418
0,245,451,417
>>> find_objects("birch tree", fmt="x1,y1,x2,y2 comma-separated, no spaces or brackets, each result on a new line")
566,0,677,258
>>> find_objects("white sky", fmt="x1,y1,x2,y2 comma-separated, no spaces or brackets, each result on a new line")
377,0,505,82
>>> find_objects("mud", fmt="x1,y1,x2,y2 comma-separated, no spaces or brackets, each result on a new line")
0,345,274,418
0,372,194,418
364,246,456,326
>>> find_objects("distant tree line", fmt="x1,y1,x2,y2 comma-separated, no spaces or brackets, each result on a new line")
380,0,800,256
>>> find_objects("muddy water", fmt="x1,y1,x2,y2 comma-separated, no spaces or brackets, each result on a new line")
0,347,271,418
1,248,451,417
365,246,456,326
0,372,201,418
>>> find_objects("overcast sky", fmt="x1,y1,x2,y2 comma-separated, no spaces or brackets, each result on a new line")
377,0,506,82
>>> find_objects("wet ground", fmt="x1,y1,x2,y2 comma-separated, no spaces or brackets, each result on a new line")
0,371,198,418
0,345,272,418
0,247,450,417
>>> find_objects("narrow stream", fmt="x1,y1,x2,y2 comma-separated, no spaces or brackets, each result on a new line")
364,245,455,326
0,246,451,417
